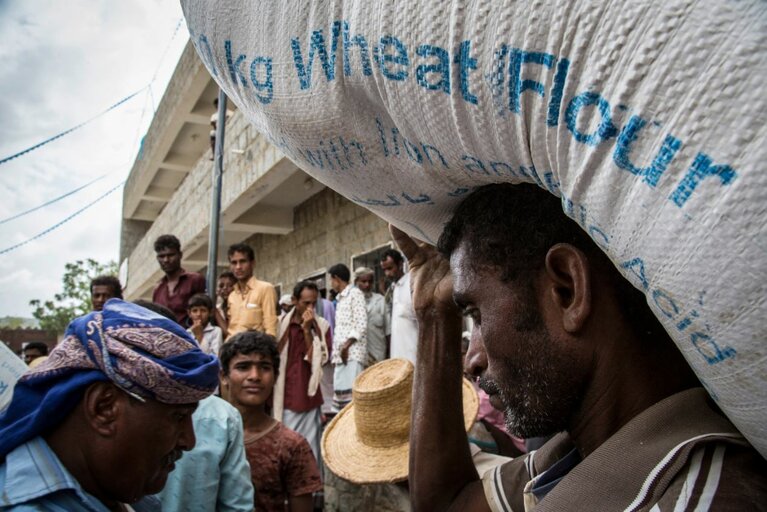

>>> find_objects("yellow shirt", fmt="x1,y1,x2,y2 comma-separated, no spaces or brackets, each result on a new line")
226,276,278,339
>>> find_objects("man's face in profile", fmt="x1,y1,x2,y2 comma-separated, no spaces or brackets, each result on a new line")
109,395,198,502
451,241,586,438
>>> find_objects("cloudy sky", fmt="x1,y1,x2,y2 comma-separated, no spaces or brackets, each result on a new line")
0,1,189,318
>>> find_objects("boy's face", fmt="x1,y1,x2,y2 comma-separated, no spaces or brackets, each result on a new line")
188,305,210,326
217,277,235,300
222,352,275,409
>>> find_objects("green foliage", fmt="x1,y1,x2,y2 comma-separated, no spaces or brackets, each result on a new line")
0,316,37,329
29,259,118,335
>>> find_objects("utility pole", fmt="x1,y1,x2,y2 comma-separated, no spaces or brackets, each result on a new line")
206,89,226,299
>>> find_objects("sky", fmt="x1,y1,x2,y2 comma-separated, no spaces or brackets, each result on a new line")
0,1,190,318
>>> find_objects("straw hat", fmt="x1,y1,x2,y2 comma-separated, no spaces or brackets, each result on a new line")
322,358,479,484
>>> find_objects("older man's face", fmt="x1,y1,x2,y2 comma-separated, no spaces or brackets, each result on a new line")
451,241,587,438
356,274,374,294
110,395,198,502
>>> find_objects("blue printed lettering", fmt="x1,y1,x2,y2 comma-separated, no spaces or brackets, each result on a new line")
690,331,736,365
291,22,341,90
547,58,569,126
341,21,373,77
588,225,610,249
421,144,449,169
613,116,682,187
196,34,218,77
670,152,737,207
402,192,434,205
508,49,555,114
461,155,489,175
565,91,619,146
652,289,680,319
543,172,561,194
620,257,649,291
225,40,248,88
455,41,478,105
376,117,389,157
486,45,509,113
416,44,451,94
374,35,409,81
249,57,273,104
676,310,699,331
518,165,545,189
403,138,423,164
303,148,324,169
448,187,471,196
490,161,516,177
328,139,345,170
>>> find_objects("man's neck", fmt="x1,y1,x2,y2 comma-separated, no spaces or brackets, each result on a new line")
236,275,253,289
236,402,273,432
567,328,697,458
336,282,348,294
46,424,120,510
164,268,183,281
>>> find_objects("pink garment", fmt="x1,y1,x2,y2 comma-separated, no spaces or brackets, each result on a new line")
477,387,527,454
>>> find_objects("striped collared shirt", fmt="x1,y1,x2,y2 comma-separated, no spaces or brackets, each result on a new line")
0,436,159,511
482,388,767,511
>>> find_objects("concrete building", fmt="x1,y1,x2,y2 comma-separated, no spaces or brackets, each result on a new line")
120,40,393,304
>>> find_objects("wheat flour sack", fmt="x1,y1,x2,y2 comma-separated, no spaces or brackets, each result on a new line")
181,1,767,455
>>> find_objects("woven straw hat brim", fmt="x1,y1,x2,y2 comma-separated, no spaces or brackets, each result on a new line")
322,377,480,484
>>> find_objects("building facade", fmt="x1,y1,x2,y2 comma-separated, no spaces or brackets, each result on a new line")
120,40,393,303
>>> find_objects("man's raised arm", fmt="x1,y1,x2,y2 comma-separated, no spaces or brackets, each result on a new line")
391,225,490,512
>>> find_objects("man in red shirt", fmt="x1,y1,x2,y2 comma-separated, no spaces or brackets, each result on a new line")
152,234,206,326
272,280,332,463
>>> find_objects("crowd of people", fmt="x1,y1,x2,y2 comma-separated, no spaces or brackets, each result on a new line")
2,185,765,511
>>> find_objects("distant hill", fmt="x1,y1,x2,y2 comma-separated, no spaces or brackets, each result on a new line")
0,316,39,329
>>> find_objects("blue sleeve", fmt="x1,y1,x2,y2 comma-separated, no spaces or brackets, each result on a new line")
217,410,255,511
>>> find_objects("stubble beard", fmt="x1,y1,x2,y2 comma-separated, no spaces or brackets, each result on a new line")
483,313,583,439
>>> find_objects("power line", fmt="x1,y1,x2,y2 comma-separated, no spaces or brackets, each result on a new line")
0,88,147,167
0,173,108,225
0,16,185,168
150,18,184,85
0,180,125,256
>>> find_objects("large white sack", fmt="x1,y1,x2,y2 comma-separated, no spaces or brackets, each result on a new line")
181,1,767,456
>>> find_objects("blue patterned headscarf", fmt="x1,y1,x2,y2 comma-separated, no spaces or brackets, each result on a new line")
0,299,220,459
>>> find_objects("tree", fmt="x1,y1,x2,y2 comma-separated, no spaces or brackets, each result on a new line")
29,259,118,335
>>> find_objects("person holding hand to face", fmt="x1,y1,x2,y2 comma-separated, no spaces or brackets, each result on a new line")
187,293,223,357
272,280,332,463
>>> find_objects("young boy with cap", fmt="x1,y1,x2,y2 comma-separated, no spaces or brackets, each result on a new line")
220,331,322,512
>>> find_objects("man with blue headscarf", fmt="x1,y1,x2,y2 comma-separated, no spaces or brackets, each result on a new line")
0,299,220,511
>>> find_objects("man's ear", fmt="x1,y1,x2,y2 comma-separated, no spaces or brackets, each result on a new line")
543,244,592,333
82,382,124,437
